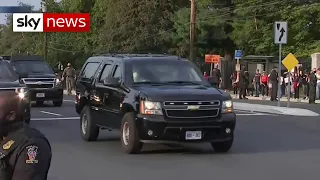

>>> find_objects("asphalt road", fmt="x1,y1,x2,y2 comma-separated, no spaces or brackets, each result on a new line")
29,95,320,180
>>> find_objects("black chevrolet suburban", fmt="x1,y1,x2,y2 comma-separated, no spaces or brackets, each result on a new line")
0,58,31,123
75,54,235,154
4,56,63,106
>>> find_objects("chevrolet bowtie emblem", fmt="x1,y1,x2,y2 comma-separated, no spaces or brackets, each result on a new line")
187,105,200,110
36,81,43,85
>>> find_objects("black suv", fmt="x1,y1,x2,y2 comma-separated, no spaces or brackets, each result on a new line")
0,58,31,123
4,55,63,106
75,54,235,154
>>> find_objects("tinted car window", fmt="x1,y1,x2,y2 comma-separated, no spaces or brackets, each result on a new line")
11,61,53,74
127,59,206,84
0,61,18,81
99,64,112,82
112,65,121,78
81,62,100,79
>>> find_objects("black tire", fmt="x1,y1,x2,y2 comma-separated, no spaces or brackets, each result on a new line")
53,100,63,107
80,106,99,141
211,135,234,153
120,112,143,154
36,101,44,105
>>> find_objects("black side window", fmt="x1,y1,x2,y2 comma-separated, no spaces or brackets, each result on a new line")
99,64,113,82
80,62,99,79
112,65,121,78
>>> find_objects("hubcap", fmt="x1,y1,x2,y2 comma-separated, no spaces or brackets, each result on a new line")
122,122,130,146
81,114,88,134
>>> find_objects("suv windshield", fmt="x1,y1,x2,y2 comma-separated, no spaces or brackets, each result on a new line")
0,61,18,81
11,61,54,74
127,59,209,86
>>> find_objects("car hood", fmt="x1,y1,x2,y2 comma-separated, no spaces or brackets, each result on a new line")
0,80,23,88
23,74,56,78
132,85,228,101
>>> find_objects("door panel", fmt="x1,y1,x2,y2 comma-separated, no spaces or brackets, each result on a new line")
106,64,123,129
93,62,114,127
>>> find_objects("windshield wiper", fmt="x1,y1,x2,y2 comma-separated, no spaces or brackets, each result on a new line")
163,81,202,85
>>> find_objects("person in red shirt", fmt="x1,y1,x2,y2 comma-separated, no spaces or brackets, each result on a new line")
260,71,268,96
203,72,208,80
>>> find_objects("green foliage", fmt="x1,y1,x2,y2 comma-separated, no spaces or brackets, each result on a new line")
0,0,319,69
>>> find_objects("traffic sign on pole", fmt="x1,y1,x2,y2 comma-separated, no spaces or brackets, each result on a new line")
274,21,287,44
274,21,288,107
282,53,299,71
235,50,242,59
282,53,299,107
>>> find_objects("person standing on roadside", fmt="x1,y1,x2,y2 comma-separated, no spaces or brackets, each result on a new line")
62,63,76,95
269,67,278,101
0,91,52,180
260,71,268,96
209,64,221,88
253,69,261,97
302,72,309,100
203,72,208,80
309,68,317,103
239,65,248,99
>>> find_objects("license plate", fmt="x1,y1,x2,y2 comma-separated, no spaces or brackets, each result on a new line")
185,131,202,140
36,93,45,97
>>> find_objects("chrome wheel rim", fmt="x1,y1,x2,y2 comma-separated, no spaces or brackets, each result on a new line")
122,122,130,146
81,114,88,135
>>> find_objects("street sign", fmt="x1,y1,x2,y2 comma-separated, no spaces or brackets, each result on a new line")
235,50,242,59
205,54,220,63
274,21,287,44
282,53,299,71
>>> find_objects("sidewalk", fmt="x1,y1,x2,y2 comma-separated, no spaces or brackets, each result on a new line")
63,90,76,95
229,93,320,104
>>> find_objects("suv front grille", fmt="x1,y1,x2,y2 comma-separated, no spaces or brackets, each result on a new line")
27,84,53,89
163,101,220,119
0,88,16,92
22,78,55,89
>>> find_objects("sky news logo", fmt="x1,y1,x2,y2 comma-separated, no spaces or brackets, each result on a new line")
12,13,90,32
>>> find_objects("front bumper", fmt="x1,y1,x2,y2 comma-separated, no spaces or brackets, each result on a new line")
29,88,63,101
136,113,236,142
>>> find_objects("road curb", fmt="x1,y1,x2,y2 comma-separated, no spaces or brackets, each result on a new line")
230,94,320,104
233,102,319,116
63,90,76,95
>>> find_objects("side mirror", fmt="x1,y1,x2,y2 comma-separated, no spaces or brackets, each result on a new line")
103,77,121,88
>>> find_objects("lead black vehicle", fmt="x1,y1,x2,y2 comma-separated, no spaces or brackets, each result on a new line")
5,55,63,106
75,54,236,154
0,57,31,123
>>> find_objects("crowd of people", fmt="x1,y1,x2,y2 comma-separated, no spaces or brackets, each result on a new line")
228,66,320,104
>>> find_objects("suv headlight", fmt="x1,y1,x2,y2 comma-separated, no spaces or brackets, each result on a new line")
55,78,61,87
140,100,163,115
222,100,233,113
15,88,27,99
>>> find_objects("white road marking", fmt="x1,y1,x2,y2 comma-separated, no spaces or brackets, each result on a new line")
63,100,74,102
31,117,79,121
39,111,62,116
236,113,277,116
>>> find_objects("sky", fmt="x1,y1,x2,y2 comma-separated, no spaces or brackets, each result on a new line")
0,0,41,24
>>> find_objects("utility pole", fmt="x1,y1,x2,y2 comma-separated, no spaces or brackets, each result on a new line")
190,0,196,62
42,0,48,61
